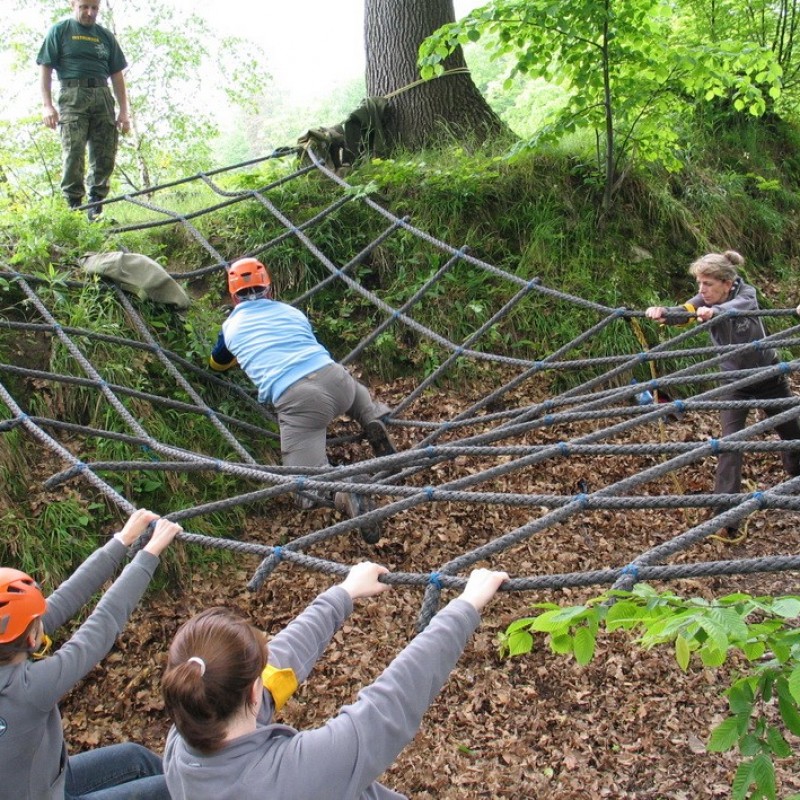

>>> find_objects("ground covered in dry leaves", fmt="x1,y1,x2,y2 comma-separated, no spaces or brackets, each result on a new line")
59,376,800,799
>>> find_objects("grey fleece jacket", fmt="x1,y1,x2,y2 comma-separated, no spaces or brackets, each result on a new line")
669,278,775,374
164,586,481,800
0,539,160,800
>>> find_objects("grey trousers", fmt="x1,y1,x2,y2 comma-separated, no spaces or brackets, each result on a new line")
715,374,800,499
273,362,390,468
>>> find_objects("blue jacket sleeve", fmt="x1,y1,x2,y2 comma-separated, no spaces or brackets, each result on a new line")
209,330,237,371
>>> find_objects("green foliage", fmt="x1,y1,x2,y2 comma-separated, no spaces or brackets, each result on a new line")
420,0,783,209
499,584,800,800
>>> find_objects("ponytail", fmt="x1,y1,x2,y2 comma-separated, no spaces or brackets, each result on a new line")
162,607,268,752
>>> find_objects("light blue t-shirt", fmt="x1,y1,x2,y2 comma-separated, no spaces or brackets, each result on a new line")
219,299,334,404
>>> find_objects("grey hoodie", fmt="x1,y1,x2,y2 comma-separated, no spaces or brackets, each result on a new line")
0,539,160,800
669,278,775,374
164,586,481,800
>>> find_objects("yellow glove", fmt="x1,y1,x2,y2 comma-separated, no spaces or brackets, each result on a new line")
262,664,299,711
209,354,238,371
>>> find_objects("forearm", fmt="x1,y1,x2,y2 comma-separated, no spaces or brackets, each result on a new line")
266,586,352,682
40,65,57,128
39,65,54,106
43,538,129,632
30,550,160,707
280,598,480,798
110,71,129,117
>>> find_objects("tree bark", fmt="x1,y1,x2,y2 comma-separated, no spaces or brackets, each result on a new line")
364,0,507,150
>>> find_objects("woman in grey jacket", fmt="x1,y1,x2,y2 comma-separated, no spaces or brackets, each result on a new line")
0,508,182,800
161,563,508,800
646,250,800,535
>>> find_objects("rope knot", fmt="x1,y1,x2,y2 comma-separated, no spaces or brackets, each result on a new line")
751,491,766,509
620,564,639,580
273,546,283,561
709,438,720,454
424,486,435,501
428,572,443,590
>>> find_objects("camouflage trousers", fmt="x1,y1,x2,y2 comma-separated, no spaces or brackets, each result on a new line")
57,85,118,206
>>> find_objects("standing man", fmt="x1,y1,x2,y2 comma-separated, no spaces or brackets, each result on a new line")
37,0,130,220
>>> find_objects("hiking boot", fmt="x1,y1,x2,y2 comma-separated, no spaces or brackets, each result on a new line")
87,199,104,222
335,490,381,543
67,197,83,211
364,417,396,458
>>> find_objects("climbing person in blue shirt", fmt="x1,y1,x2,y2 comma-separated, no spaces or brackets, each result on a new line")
209,257,396,538
160,563,509,800
0,508,182,800
646,249,800,538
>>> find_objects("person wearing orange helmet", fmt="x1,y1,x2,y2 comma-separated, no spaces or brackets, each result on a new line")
0,508,182,800
209,258,396,540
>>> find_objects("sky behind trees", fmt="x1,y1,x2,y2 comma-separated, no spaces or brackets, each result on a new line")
172,0,483,101
2,0,482,108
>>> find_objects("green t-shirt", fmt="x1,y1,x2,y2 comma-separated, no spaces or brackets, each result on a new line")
36,18,127,81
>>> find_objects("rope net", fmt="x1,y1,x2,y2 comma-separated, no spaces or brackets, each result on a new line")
2,148,799,628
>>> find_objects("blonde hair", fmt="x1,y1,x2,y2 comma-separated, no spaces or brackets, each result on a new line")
689,250,743,283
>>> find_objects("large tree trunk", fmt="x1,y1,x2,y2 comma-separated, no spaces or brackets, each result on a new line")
364,0,507,150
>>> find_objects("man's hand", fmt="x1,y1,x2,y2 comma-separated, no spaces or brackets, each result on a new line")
645,306,666,322
116,113,130,135
42,104,59,129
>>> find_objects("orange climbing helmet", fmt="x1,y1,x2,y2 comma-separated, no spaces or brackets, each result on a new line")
0,568,46,643
227,258,272,298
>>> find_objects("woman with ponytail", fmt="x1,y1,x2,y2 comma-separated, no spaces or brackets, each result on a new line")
161,562,507,799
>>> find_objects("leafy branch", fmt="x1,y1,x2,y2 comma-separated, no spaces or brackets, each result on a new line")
499,584,800,800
